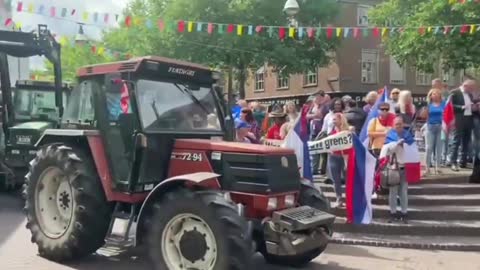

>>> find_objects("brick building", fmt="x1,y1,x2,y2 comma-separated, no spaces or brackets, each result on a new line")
245,0,462,106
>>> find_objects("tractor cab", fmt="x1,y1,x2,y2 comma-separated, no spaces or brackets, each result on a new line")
56,56,227,193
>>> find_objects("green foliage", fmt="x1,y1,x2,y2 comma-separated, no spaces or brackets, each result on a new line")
103,0,340,96
44,40,115,82
369,0,480,73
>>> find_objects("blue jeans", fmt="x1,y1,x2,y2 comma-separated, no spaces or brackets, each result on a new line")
389,169,408,214
327,154,344,199
426,124,442,168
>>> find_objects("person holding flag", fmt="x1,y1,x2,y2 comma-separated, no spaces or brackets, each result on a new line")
380,116,415,224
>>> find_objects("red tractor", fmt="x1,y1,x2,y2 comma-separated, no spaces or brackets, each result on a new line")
24,56,335,269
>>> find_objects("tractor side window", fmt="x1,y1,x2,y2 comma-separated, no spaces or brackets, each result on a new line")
63,81,95,124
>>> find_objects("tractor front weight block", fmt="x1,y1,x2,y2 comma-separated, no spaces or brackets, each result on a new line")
263,205,335,256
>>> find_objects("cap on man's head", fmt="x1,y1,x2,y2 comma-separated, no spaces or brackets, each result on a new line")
235,120,251,129
312,90,325,97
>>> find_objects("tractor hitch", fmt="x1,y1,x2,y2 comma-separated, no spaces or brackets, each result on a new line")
263,205,335,256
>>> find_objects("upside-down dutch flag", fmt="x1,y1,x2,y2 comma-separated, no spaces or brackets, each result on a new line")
283,108,313,181
346,134,376,224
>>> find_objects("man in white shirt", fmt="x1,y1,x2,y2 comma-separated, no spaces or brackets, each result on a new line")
449,79,477,171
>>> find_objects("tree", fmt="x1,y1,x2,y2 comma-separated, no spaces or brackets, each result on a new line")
103,0,340,98
44,39,117,82
369,0,480,74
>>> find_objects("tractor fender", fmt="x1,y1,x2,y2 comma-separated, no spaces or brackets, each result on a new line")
35,129,98,148
134,172,221,246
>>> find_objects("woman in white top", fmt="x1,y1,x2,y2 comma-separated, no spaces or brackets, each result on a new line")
280,101,299,139
321,98,345,135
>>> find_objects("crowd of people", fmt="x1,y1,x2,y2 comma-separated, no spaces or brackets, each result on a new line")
231,78,479,222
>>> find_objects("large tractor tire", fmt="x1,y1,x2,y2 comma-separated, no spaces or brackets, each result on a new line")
261,183,332,268
148,188,252,270
23,144,112,262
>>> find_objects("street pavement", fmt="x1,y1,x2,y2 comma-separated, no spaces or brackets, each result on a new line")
1,193,479,270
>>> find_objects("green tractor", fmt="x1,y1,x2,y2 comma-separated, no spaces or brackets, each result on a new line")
0,25,65,190
4,80,71,186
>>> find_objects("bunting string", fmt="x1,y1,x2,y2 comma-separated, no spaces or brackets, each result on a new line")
10,1,480,41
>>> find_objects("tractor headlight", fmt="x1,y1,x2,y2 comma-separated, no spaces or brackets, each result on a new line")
285,194,295,207
267,197,278,211
28,150,37,155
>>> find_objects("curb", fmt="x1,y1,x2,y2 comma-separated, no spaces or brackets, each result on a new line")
330,237,480,252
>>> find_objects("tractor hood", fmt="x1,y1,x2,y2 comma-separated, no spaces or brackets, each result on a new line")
9,121,54,146
174,139,295,155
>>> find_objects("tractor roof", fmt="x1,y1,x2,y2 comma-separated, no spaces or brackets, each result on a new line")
16,80,73,89
77,56,213,77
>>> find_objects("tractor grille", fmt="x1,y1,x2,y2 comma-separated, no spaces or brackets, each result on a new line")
212,153,300,194
118,62,137,71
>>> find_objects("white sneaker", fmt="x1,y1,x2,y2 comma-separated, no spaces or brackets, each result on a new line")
372,192,378,200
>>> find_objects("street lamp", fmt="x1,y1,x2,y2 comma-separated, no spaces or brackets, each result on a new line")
283,0,300,27
75,23,88,45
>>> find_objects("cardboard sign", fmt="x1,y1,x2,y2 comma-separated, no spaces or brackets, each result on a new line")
308,131,353,154
264,131,353,154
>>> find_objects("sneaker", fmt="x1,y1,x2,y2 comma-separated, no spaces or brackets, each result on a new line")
388,213,397,223
399,213,408,224
451,164,459,172
372,192,378,200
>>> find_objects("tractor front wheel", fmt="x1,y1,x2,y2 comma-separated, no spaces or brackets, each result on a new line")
148,189,252,270
24,144,111,262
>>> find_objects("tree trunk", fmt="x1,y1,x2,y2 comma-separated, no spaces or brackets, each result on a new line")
237,63,246,99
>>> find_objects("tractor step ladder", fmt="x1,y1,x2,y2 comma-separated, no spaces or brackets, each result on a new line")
105,203,136,246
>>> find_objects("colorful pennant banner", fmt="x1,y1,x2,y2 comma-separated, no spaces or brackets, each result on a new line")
12,1,480,41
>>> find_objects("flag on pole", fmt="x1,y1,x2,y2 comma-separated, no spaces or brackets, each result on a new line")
283,110,313,181
120,82,130,113
442,96,455,132
359,86,389,146
345,135,376,224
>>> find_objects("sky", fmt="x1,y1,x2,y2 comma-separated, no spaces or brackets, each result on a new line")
9,0,131,69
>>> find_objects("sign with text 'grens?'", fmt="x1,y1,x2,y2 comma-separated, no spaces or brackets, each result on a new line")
264,131,353,154
308,131,353,154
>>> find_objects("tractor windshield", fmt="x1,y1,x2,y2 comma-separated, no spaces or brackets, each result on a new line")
136,79,222,133
13,88,66,122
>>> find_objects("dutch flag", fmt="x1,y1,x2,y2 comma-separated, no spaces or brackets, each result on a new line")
346,135,376,224
283,108,313,181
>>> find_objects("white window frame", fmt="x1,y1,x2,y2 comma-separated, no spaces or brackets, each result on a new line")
357,5,371,27
389,57,406,85
303,69,318,87
361,49,378,84
416,69,433,86
276,74,289,90
254,66,265,92
442,68,456,87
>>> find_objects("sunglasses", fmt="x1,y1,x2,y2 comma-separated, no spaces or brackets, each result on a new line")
380,108,389,111
392,92,399,95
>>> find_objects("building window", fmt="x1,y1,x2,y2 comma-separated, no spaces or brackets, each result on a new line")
254,66,265,91
389,57,406,85
361,49,378,84
442,69,456,86
357,5,371,27
277,74,289,90
303,69,318,86
416,69,433,86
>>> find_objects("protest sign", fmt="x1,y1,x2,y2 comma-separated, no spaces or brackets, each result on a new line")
308,131,353,154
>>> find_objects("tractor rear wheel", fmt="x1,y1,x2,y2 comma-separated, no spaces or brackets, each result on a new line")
23,144,111,262
148,188,252,270
261,183,332,267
